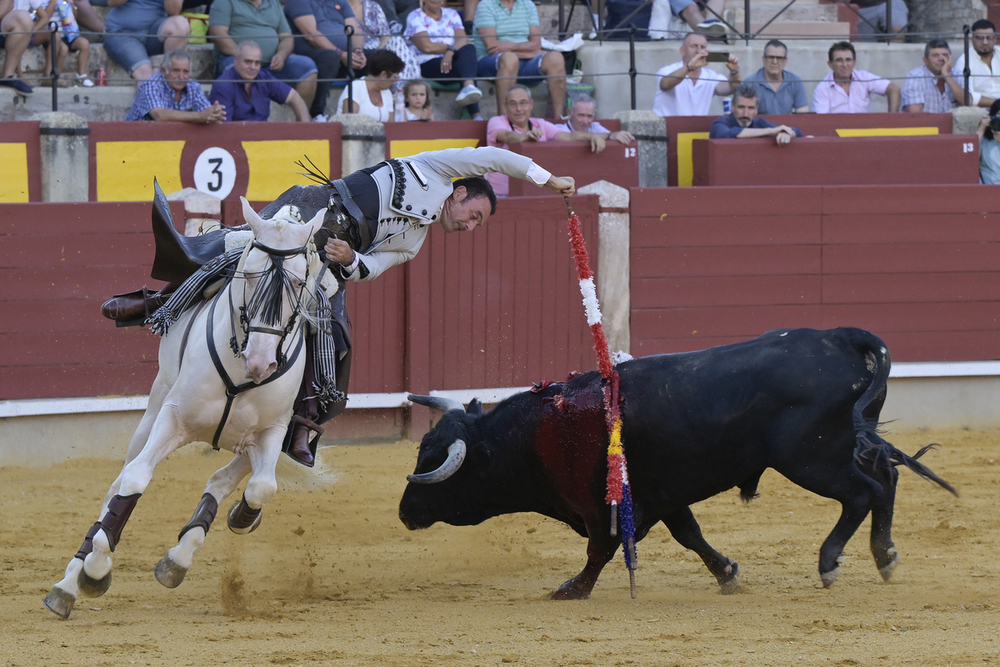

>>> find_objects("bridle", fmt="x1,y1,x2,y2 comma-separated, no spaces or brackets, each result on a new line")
227,239,312,364
204,238,315,449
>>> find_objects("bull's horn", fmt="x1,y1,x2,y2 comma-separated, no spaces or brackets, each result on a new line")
408,394,465,413
406,440,467,484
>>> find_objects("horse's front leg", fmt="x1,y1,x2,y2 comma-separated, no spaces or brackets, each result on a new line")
227,425,286,534
44,403,188,620
155,455,252,588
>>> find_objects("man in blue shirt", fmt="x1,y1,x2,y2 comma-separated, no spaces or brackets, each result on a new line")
709,83,801,145
210,40,311,121
742,39,809,115
126,50,226,122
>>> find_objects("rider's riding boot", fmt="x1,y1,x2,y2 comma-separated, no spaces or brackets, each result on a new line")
100,285,174,328
287,415,323,467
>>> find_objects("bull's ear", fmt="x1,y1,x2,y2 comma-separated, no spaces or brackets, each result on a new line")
467,399,482,416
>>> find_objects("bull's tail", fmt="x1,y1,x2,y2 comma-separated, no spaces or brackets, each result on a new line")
848,330,958,497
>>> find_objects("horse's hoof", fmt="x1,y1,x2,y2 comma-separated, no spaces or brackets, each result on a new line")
719,561,740,595
77,569,112,598
43,587,76,620
154,555,188,589
227,501,262,535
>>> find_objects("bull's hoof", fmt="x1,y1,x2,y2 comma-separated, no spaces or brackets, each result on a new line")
718,561,740,595
877,548,899,582
550,580,592,600
227,500,262,535
820,554,845,588
77,569,112,598
154,555,188,589
43,587,76,620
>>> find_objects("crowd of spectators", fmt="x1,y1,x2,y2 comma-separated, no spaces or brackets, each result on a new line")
2,0,1000,166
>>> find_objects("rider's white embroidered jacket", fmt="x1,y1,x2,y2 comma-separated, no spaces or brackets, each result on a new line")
348,146,551,282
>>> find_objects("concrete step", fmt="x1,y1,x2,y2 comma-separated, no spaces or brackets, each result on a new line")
725,0,840,23
0,42,216,87
748,21,851,38
0,75,548,122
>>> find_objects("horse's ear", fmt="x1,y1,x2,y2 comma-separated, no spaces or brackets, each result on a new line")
304,208,325,236
241,197,265,235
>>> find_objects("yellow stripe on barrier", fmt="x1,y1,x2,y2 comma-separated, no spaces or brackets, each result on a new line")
390,138,480,159
96,141,184,201
676,131,709,188
836,127,939,137
243,140,330,201
0,143,29,202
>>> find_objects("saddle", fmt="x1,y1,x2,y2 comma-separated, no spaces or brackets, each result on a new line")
149,180,370,287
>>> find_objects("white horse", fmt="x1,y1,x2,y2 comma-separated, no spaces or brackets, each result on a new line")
44,199,326,620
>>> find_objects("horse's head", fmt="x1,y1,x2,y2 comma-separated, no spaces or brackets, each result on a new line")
237,197,324,384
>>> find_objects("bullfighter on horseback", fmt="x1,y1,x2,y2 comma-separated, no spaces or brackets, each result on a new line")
101,146,576,467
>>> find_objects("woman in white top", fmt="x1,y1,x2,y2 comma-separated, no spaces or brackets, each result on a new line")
338,49,405,122
405,0,483,120
345,0,420,86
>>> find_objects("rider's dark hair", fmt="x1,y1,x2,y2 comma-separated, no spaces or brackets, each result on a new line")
453,177,498,215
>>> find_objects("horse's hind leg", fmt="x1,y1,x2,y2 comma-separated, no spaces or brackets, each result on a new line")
155,455,252,588
662,507,740,594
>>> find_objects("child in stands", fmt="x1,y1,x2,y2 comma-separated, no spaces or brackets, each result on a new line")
54,0,93,86
403,79,433,121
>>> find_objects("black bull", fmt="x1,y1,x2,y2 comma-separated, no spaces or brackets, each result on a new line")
398,327,957,599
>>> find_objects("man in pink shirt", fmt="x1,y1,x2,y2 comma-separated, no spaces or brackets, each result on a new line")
812,41,900,113
486,84,607,195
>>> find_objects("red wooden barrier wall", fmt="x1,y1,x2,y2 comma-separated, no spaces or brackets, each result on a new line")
0,195,599,401
692,135,980,187
631,184,1000,361
0,201,184,398
667,112,955,187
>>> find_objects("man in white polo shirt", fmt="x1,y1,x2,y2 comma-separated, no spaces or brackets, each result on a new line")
654,32,740,116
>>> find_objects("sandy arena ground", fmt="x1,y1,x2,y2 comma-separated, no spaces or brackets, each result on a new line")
1,427,997,666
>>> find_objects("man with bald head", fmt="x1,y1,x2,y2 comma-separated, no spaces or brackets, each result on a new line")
654,32,740,116
210,41,311,121
555,94,634,146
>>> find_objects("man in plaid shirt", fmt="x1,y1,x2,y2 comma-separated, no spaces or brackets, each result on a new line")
126,49,226,122
901,39,969,113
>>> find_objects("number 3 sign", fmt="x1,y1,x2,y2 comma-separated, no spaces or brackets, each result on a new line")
193,147,238,199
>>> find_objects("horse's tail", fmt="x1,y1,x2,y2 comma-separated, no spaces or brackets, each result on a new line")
848,329,958,497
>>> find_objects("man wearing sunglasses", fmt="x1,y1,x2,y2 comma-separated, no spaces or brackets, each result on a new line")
954,19,1000,109
741,39,808,115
